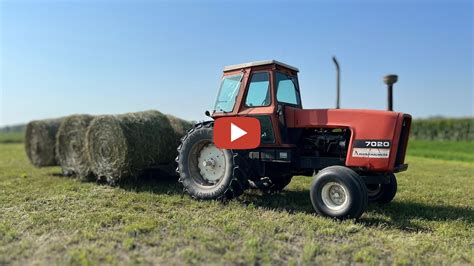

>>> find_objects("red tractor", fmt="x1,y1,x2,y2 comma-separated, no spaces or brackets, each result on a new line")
177,60,411,219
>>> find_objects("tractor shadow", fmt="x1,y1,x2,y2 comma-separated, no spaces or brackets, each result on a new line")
361,201,474,231
87,168,473,232
243,189,474,231
242,189,315,214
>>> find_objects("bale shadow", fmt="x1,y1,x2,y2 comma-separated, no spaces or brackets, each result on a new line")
117,168,183,195
51,172,66,177
51,166,183,195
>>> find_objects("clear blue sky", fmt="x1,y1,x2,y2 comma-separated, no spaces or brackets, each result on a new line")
0,0,472,126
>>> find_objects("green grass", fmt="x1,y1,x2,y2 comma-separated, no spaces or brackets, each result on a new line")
408,140,474,162
0,143,473,265
0,132,24,143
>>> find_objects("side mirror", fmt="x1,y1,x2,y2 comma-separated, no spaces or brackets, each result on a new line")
204,110,211,117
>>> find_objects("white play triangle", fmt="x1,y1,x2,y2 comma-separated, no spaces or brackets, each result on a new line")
230,123,247,142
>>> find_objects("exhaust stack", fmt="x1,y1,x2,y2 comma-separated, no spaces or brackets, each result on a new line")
332,57,340,109
383,74,398,111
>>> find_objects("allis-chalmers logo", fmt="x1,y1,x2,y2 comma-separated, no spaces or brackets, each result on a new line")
352,139,391,158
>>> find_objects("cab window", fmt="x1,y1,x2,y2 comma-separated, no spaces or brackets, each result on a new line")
214,74,243,112
245,72,270,107
276,72,300,105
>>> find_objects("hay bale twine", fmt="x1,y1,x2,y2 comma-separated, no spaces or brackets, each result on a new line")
86,110,192,184
55,114,95,180
25,118,63,167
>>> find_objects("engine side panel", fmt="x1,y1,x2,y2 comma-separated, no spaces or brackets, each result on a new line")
285,107,409,172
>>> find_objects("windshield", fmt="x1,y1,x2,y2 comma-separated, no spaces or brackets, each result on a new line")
214,74,243,112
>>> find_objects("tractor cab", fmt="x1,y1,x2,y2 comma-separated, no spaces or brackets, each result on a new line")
212,60,302,147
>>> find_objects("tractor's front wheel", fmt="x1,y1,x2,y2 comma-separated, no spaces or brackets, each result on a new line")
310,166,368,219
176,122,249,201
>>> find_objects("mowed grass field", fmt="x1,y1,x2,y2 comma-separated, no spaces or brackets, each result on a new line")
408,140,474,163
0,140,473,265
0,132,24,144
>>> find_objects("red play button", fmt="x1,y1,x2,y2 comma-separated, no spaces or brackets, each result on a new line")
214,117,261,149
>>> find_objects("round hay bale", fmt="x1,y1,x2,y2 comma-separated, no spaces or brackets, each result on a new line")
86,110,192,184
166,114,194,137
25,118,63,167
55,114,95,180
165,114,194,149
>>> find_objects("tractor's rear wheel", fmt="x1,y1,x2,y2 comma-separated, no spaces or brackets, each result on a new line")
366,173,397,204
176,122,249,201
310,166,368,219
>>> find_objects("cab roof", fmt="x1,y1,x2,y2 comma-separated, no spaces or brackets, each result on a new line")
223,60,299,72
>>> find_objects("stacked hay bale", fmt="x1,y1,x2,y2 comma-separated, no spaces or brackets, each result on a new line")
85,110,193,185
25,118,63,167
55,114,95,180
166,114,194,138
24,110,194,185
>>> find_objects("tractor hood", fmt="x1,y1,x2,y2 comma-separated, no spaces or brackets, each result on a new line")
285,107,411,172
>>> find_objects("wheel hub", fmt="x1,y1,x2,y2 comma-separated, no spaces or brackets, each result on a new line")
367,184,382,197
202,158,216,167
197,144,225,184
321,182,349,211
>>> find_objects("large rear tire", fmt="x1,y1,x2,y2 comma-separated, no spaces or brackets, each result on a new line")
310,166,368,219
176,122,249,201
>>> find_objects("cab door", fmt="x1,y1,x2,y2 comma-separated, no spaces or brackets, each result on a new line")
239,71,277,145
274,71,303,144
238,70,302,147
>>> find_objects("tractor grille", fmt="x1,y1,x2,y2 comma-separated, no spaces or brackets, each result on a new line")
395,115,411,167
